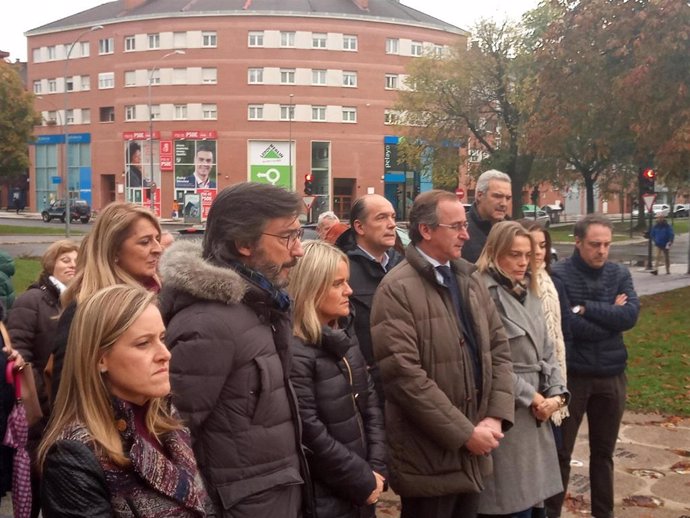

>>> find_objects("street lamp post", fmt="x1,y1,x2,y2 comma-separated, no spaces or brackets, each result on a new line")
147,50,185,213
288,94,294,184
62,25,102,238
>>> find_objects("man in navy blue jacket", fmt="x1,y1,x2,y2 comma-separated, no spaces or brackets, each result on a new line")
546,214,640,518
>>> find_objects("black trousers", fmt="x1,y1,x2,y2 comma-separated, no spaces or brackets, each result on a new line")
545,372,626,518
401,492,480,518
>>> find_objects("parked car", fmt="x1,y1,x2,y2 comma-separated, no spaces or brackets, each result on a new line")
674,203,689,218
633,203,670,217
522,209,551,229
41,199,91,223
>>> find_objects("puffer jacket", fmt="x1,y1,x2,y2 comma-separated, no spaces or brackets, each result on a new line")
7,273,61,415
335,229,402,404
370,245,514,497
290,320,387,518
159,240,310,518
551,249,640,376
650,220,674,249
0,251,15,312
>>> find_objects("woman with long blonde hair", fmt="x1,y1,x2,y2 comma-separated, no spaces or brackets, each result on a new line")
50,202,163,401
39,285,210,517
476,221,569,518
288,240,387,518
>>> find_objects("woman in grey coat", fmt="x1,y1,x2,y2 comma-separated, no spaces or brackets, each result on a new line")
476,221,569,518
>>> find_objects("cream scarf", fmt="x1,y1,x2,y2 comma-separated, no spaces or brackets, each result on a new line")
536,267,569,425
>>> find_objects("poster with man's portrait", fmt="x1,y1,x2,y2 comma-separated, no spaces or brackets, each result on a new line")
175,140,217,189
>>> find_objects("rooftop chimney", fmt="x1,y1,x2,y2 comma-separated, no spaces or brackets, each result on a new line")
351,0,369,11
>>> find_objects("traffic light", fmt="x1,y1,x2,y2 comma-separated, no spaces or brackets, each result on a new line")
639,168,656,194
304,173,314,195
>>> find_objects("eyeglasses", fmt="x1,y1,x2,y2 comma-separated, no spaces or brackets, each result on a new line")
262,227,304,248
437,222,469,232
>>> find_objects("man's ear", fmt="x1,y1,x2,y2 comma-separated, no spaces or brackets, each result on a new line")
352,219,365,237
418,223,433,241
236,241,253,258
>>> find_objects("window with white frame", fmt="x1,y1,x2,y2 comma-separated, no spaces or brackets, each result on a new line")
312,106,326,121
385,74,399,90
202,104,217,119
248,105,264,120
150,105,160,120
384,110,400,125
124,36,136,52
173,32,187,48
174,105,187,120
248,31,264,47
248,68,264,84
47,46,57,60
65,76,74,92
411,41,423,56
280,31,295,47
46,111,57,124
343,71,357,87
65,109,75,124
280,69,295,84
148,34,160,49
99,38,114,55
32,48,41,62
81,76,90,90
82,108,90,124
202,68,217,84
312,69,326,85
150,70,161,86
280,105,295,120
80,41,90,57
48,79,57,93
386,38,399,54
434,45,444,57
125,105,136,121
63,44,71,58
342,107,357,123
312,33,327,48
33,81,42,94
100,107,115,122
202,31,217,47
124,71,136,87
98,72,114,89
343,35,357,51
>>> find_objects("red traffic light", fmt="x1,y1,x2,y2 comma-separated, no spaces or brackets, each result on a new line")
305,174,313,182
642,168,655,180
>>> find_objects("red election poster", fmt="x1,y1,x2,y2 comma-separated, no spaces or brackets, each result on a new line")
198,188,217,220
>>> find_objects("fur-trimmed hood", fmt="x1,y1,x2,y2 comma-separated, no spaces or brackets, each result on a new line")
159,239,247,305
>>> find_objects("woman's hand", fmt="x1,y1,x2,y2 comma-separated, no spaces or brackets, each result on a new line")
532,396,561,421
366,471,385,505
3,343,26,371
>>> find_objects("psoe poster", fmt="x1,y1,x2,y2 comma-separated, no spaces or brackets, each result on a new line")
248,141,294,190
174,131,218,190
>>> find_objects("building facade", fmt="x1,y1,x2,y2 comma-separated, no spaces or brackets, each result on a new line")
26,0,465,221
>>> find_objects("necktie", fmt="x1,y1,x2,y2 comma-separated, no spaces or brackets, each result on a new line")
435,264,483,393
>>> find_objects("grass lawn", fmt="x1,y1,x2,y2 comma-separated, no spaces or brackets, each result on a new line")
550,217,689,243
0,224,85,236
13,257,42,293
625,286,690,416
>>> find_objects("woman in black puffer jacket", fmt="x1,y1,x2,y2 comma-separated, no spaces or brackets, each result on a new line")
288,241,387,518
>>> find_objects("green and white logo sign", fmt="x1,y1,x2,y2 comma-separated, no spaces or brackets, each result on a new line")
249,141,294,189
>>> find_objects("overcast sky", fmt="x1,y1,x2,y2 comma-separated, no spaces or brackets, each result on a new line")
1,0,539,61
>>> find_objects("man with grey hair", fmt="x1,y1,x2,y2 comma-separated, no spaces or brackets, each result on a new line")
463,169,512,263
316,210,340,240
160,182,311,517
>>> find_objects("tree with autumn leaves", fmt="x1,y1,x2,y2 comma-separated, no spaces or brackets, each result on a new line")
0,60,39,179
398,0,690,214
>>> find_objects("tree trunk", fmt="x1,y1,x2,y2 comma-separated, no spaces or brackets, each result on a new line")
584,174,595,214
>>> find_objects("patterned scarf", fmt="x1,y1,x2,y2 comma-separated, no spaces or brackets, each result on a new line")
487,266,528,304
229,260,291,311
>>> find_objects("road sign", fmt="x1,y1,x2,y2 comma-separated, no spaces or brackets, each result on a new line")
455,187,465,199
303,196,316,210
642,193,656,213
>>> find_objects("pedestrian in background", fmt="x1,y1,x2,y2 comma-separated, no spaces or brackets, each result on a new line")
39,285,212,517
7,239,78,517
50,202,163,402
649,213,674,275
476,221,569,518
288,240,387,518
546,214,640,518
335,194,402,406
317,211,340,240
371,190,514,518
160,183,310,518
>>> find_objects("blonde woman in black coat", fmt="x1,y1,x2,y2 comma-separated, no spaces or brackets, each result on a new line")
288,241,387,518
